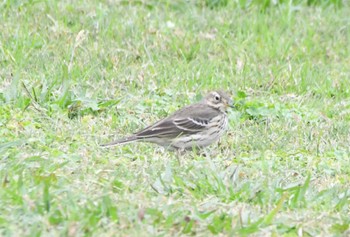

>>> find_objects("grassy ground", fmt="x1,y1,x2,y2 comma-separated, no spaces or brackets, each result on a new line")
1,0,350,236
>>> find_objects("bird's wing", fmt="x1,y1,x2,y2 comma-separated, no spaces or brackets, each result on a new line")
172,117,210,131
134,104,219,138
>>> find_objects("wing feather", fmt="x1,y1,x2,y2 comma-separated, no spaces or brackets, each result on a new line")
134,103,219,139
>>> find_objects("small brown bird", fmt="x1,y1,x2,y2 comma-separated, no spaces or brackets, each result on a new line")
101,90,234,150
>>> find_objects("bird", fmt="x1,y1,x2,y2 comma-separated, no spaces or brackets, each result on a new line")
101,90,234,151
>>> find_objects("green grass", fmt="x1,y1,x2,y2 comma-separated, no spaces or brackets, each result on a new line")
1,0,350,236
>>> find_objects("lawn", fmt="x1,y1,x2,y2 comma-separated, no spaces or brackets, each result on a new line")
1,0,350,236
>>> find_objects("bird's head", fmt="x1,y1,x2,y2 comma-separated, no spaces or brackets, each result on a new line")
204,90,234,112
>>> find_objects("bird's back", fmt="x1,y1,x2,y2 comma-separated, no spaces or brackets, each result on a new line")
133,102,226,150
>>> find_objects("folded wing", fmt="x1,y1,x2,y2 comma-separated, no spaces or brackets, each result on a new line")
134,104,219,139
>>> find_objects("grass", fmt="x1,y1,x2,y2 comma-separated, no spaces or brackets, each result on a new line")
1,0,350,236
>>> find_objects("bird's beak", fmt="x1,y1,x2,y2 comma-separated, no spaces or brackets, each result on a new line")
227,100,235,108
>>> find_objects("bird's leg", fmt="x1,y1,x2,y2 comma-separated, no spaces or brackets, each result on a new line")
175,147,185,165
192,146,210,158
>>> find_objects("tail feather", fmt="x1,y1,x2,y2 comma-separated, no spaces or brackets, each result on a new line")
100,136,138,147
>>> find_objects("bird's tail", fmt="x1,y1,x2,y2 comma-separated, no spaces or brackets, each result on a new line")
100,136,138,147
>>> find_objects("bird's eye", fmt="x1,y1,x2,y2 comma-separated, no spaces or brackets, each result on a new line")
215,95,220,101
